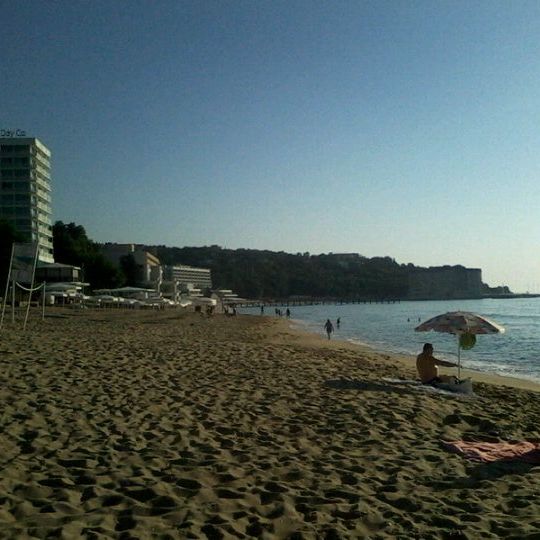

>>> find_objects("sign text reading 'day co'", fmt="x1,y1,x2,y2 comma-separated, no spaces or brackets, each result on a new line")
0,129,27,137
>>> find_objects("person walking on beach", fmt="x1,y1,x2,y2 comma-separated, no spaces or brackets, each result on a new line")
286,308,291,318
416,343,459,385
324,319,334,340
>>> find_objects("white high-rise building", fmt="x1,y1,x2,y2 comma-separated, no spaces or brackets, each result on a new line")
162,264,213,290
0,137,54,263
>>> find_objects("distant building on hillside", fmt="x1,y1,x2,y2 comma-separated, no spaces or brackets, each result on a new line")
408,266,482,300
0,136,54,262
101,243,136,266
332,253,362,259
330,253,365,268
102,243,162,288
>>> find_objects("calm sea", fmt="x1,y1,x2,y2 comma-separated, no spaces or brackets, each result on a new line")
240,298,540,383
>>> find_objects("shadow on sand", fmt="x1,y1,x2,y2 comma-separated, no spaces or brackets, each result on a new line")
323,378,411,395
426,460,539,491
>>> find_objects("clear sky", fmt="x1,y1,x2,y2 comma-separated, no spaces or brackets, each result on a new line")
2,1,540,292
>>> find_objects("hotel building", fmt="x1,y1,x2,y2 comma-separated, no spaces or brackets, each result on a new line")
0,137,54,262
162,264,213,290
101,243,162,288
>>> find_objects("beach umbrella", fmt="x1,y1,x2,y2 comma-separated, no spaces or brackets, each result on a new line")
415,311,505,378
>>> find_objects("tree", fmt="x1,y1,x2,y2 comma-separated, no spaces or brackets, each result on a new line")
52,221,123,290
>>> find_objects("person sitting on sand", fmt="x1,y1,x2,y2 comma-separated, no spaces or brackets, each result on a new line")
416,343,459,385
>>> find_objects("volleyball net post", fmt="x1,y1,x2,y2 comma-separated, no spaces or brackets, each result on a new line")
0,242,42,331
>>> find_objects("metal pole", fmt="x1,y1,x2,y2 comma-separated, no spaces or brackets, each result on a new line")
23,242,39,331
12,277,15,323
457,336,461,380
0,242,15,331
42,282,46,320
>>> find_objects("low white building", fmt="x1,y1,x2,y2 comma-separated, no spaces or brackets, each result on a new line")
36,262,81,283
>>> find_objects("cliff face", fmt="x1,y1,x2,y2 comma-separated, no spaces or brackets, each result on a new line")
407,266,483,300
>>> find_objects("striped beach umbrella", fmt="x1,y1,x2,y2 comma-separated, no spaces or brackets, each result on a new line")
415,311,505,378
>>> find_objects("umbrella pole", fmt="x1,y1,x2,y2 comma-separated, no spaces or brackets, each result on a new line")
457,336,461,380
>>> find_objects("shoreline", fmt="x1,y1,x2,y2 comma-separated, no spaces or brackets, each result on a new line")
277,315,540,392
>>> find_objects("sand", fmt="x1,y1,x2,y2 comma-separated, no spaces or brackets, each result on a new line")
0,309,538,539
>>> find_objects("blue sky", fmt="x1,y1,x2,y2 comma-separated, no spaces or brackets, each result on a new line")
2,1,540,292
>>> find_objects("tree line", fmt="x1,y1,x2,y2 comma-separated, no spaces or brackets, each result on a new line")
2,220,501,299
147,245,411,299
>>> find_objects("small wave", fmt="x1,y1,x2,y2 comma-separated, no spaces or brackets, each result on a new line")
345,337,374,348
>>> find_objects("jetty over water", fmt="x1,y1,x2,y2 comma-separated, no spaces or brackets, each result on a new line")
234,298,401,308
234,293,540,307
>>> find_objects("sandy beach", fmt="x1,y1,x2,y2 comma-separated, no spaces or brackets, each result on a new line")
0,309,538,539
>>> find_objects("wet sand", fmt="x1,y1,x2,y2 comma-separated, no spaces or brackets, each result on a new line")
0,309,538,538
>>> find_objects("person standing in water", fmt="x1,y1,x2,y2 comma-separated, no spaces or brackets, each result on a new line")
336,317,341,329
324,319,334,340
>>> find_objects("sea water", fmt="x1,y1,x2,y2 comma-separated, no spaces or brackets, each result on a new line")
241,298,540,383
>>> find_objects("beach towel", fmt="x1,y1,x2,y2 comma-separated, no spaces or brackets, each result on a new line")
443,440,540,464
382,378,475,398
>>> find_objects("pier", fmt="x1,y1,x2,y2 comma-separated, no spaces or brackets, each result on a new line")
234,298,401,308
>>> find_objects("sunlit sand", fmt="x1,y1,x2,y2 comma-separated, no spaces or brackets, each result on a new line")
0,310,538,538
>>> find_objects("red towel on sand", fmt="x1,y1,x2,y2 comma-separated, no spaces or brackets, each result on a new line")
444,440,540,464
